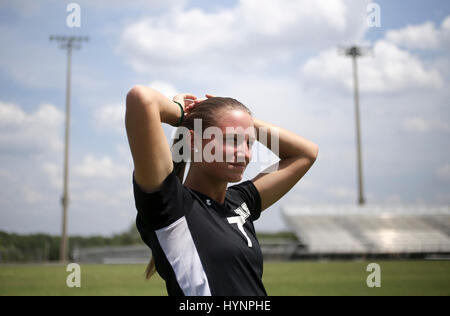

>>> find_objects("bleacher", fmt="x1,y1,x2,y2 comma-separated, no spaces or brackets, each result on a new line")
282,205,450,257
72,241,300,263
72,245,150,264
72,205,450,263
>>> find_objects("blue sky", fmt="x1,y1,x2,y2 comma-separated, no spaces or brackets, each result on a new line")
0,0,449,236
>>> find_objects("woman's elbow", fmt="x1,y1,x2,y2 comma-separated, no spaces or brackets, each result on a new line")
126,85,148,109
126,85,163,110
125,86,160,131
308,144,319,162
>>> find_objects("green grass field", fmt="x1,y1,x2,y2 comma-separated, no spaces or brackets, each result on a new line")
1,260,449,296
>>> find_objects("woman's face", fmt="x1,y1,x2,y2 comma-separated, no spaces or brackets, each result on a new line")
199,109,255,183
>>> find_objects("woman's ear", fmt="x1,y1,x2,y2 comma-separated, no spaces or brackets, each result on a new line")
189,130,195,150
189,130,199,153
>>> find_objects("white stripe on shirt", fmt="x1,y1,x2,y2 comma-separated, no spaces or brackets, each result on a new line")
155,216,211,296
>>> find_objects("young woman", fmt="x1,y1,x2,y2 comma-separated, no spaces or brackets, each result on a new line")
125,86,318,296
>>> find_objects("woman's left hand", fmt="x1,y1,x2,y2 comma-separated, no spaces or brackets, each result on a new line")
191,94,216,105
184,94,216,113
172,93,198,115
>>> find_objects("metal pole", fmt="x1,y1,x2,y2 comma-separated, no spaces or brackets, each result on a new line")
50,35,88,263
60,41,72,263
351,54,365,205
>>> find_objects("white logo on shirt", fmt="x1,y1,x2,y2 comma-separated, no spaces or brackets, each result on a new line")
227,216,252,248
228,203,252,247
232,203,250,221
206,199,212,206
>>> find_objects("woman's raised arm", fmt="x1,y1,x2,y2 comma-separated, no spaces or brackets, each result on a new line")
125,85,196,192
251,118,319,211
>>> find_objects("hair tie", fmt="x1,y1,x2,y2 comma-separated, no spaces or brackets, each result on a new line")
173,101,184,127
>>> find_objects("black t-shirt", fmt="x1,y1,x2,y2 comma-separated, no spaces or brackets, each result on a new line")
133,167,267,296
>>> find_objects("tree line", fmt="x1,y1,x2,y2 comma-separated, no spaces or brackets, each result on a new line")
0,224,144,263
0,225,297,263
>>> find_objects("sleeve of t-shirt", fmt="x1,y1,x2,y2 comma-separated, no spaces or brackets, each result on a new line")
132,168,190,231
228,180,262,221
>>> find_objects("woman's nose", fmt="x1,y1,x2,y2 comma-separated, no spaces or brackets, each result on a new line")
236,142,251,163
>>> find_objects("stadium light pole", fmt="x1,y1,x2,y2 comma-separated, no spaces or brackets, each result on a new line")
338,45,371,206
49,35,88,263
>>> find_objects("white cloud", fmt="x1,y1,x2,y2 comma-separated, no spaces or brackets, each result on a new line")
302,40,443,93
435,192,450,203
94,103,124,134
402,117,428,133
1,0,187,16
76,189,119,207
385,16,450,51
0,0,41,16
432,121,450,132
118,9,236,70
118,0,370,74
73,154,129,180
81,0,186,10
0,24,63,90
94,81,177,134
42,162,62,190
386,22,440,50
2,1,449,237
0,101,26,126
436,164,450,181
402,117,450,133
148,81,178,99
238,0,349,35
23,185,45,204
384,194,403,204
0,101,64,154
327,186,356,200
0,169,13,180
116,143,130,159
73,186,132,209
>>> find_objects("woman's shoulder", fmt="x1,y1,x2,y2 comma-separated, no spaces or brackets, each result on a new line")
226,180,262,221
